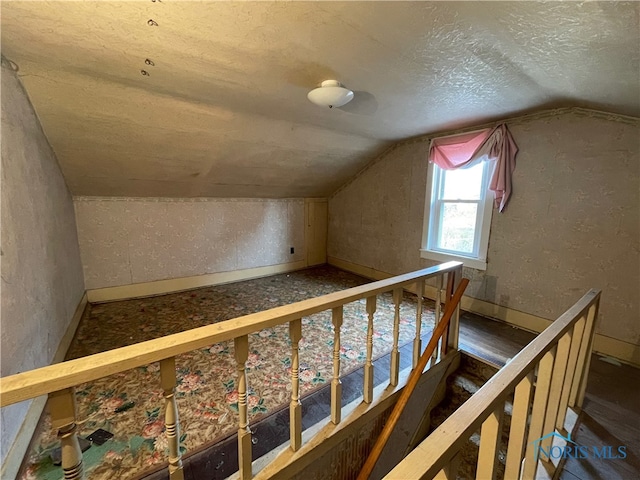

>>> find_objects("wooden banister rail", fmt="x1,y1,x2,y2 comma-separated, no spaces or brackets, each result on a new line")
0,262,462,407
385,288,601,480
358,278,469,480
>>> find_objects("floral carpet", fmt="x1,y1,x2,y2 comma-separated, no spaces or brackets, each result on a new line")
21,266,436,480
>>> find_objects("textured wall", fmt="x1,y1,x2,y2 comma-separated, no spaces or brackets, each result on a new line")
0,64,85,463
75,197,305,290
329,110,640,347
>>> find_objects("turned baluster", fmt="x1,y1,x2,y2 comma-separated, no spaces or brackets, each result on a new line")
390,288,402,386
49,388,84,480
235,335,252,479
289,319,302,450
364,295,376,404
160,357,184,479
331,306,343,424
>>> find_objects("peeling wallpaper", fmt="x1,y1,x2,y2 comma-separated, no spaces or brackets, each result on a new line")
329,111,640,347
74,198,306,290
0,65,85,463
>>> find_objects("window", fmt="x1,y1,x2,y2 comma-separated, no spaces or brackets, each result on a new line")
421,158,494,270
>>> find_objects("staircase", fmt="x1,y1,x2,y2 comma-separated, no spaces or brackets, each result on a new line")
427,354,510,480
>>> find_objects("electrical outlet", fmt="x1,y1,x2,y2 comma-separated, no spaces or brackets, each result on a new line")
290,247,295,254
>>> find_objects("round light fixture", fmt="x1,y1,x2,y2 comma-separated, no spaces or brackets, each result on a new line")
307,80,354,108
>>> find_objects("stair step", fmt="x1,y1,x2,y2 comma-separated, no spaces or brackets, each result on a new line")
426,354,514,479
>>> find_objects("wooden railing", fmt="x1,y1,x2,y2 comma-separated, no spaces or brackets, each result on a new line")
359,277,469,480
385,288,601,480
0,261,463,480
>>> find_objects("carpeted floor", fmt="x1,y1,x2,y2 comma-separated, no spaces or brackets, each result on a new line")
21,266,437,480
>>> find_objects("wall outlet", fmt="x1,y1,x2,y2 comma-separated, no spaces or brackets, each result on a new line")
290,247,295,254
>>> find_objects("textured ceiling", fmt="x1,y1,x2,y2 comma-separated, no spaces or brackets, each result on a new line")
1,1,639,198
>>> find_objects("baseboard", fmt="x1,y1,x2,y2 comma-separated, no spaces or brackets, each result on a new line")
52,292,89,364
327,257,640,367
87,261,308,303
327,257,393,282
1,292,88,480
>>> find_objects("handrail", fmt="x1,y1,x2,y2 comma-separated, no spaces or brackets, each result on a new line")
358,278,469,480
0,261,462,407
385,288,601,479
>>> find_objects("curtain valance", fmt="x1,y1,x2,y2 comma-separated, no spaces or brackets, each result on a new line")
429,124,518,212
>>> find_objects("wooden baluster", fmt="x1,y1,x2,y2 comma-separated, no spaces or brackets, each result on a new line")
569,303,598,409
539,331,572,458
390,288,402,386
434,452,460,479
504,371,534,480
49,388,84,480
432,275,443,364
331,306,343,424
357,279,469,480
556,317,585,430
413,279,424,369
364,295,376,404
234,335,252,479
476,404,504,480
575,302,599,409
160,357,184,480
522,347,557,480
440,271,455,358
447,266,462,351
289,319,302,450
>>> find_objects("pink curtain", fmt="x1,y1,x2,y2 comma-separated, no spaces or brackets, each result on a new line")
429,124,518,212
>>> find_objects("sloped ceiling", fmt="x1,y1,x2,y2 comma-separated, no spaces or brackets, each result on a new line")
1,1,639,198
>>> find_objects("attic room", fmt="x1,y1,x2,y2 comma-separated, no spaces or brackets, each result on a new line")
1,2,639,480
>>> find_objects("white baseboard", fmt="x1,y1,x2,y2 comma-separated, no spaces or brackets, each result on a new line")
327,256,640,367
87,261,308,303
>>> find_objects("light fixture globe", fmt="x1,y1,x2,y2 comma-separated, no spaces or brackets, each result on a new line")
307,80,354,108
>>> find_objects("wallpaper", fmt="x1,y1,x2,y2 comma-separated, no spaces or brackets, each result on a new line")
329,110,640,347
0,64,85,463
74,197,305,290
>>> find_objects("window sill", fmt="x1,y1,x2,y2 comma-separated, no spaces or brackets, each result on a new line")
419,249,487,271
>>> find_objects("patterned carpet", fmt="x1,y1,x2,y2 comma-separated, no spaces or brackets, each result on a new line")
21,266,436,480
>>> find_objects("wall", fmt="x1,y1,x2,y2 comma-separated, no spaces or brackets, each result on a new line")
75,197,306,290
329,109,640,357
0,62,85,466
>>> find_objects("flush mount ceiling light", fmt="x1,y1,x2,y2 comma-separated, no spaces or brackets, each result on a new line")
307,80,354,108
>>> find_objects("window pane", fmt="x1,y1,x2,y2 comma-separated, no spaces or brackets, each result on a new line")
442,162,484,200
438,203,478,253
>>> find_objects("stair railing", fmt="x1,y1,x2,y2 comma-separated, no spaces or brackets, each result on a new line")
0,261,463,480
386,288,601,480
358,277,469,480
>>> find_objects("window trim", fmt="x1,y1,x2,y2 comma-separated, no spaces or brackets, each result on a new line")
420,160,494,270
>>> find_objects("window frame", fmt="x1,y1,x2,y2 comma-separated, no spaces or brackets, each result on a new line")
420,159,494,270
